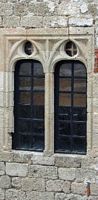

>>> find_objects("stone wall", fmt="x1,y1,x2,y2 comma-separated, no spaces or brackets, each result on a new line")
0,0,98,199
0,151,98,200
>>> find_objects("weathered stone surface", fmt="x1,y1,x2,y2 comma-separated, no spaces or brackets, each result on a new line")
75,169,96,182
91,183,98,195
71,182,85,195
0,152,13,162
21,15,43,27
0,0,98,199
21,177,45,191
3,16,20,27
0,162,5,175
43,16,67,27
0,3,13,16
55,156,81,168
55,193,67,200
0,175,11,189
13,151,33,164
0,188,4,200
6,163,28,177
28,2,49,16
25,191,54,200
29,165,57,179
14,3,29,16
5,189,26,200
32,154,54,165
55,193,84,200
12,177,22,189
69,17,93,27
58,168,76,181
46,180,70,193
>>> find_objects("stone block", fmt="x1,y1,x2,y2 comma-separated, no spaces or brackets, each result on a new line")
0,151,13,162
13,151,33,164
3,16,20,27
46,180,70,193
28,2,49,16
55,193,85,200
55,193,67,200
0,162,5,175
32,154,54,165
0,72,4,91
75,169,96,182
12,177,22,189
29,165,57,179
22,177,45,191
71,182,85,195
5,189,26,200
43,16,67,27
0,188,4,200
6,163,28,177
0,3,13,16
21,15,43,27
55,156,81,168
58,168,76,181
14,2,29,16
0,93,4,107
0,175,11,189
26,191,54,200
91,183,98,195
69,17,93,27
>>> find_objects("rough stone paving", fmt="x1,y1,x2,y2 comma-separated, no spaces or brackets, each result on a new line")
0,0,98,199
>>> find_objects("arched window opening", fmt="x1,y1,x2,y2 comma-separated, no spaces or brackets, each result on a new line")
54,60,87,154
13,60,45,151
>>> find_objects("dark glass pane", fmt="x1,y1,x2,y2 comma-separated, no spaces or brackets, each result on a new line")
19,92,31,104
18,105,31,118
33,120,44,135
33,93,44,106
74,63,86,77
59,121,70,135
74,79,86,92
59,93,71,107
24,41,33,55
74,94,86,107
65,41,77,57
73,138,86,154
73,107,86,121
59,107,70,120
59,63,72,77
19,62,31,76
19,77,31,90
32,136,44,151
19,135,32,149
54,60,87,154
33,78,44,91
33,62,44,76
59,78,71,92
55,138,70,153
18,119,31,133
73,122,86,136
33,105,44,119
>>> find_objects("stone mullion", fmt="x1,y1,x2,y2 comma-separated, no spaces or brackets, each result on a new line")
44,72,54,154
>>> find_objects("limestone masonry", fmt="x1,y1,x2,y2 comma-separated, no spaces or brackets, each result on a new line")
0,0,98,200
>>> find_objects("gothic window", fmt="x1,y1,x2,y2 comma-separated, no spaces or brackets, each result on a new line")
54,60,87,154
13,60,45,151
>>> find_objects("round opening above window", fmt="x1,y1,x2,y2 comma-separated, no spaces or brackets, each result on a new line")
65,40,77,57
24,41,33,55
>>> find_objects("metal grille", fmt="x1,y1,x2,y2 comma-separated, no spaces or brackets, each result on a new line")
54,60,87,154
13,60,45,151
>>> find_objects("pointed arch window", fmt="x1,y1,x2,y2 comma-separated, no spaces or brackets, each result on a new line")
54,60,87,154
13,60,45,151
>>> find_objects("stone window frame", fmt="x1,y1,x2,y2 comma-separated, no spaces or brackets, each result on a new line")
0,27,94,155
